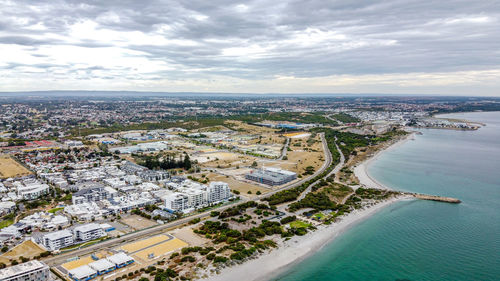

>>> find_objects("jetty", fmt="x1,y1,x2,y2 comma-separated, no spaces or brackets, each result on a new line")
408,193,461,203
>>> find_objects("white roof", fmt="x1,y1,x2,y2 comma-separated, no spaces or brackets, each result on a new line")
0,260,48,279
264,167,297,176
69,265,96,279
107,252,134,265
74,223,102,233
43,229,72,240
89,259,115,271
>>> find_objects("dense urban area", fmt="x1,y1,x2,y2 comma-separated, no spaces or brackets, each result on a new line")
0,93,498,281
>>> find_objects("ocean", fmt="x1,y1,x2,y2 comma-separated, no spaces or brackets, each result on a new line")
275,111,500,281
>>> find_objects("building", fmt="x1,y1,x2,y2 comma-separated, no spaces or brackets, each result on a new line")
121,161,169,181
106,252,134,268
73,223,106,242
88,259,116,275
207,182,231,203
245,167,297,186
43,229,74,251
72,185,112,204
164,192,189,212
0,260,50,281
17,183,49,200
68,265,96,281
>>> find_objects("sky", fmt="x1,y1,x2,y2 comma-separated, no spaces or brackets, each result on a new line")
0,0,499,95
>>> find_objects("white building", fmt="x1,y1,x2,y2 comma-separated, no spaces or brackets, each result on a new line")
68,265,97,281
164,192,189,212
0,260,50,281
43,229,74,251
163,180,231,212
73,223,106,242
17,183,49,200
207,182,231,203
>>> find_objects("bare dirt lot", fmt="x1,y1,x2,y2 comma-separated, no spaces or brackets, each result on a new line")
120,215,157,230
0,155,32,179
205,173,269,197
0,240,45,264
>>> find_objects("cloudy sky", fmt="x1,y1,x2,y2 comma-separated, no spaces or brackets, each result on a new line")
1,0,499,95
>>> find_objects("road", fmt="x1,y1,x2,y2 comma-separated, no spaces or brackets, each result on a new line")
297,139,345,201
278,138,290,160
43,133,333,266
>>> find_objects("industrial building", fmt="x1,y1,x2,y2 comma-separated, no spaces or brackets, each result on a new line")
245,167,297,186
0,260,51,281
68,253,135,281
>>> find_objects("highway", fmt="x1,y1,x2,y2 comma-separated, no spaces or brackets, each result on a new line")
43,133,333,266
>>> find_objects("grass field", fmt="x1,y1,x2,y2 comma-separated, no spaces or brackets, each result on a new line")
0,155,32,179
48,207,64,214
0,240,45,264
290,220,311,228
0,219,13,229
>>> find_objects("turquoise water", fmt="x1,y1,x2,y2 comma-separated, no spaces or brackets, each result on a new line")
276,111,500,281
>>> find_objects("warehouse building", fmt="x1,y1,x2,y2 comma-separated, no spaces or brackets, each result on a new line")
245,167,297,186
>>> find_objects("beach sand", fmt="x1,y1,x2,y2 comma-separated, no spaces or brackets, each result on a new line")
353,133,414,190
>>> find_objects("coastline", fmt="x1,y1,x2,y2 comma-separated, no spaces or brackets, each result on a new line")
353,132,414,191
203,132,415,281
204,196,410,281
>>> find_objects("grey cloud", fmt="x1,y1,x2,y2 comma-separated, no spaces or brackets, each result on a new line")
1,0,500,81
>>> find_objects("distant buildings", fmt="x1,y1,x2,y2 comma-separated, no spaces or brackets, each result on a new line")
245,167,297,186
0,260,50,281
121,161,169,181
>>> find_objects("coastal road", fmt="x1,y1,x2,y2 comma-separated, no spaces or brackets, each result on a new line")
42,133,332,266
297,139,345,201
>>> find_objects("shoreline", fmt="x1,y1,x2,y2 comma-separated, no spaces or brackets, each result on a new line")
203,196,410,281
353,132,415,191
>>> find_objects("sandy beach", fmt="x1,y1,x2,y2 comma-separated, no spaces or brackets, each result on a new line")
204,196,409,281
353,133,414,190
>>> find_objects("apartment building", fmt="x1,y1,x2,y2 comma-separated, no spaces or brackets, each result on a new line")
0,260,50,281
43,229,74,251
73,223,106,242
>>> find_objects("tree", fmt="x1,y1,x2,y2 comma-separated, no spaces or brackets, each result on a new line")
183,154,192,170
251,161,258,167
1,246,8,253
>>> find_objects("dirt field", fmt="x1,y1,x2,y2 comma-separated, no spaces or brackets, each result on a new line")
0,240,45,264
224,120,276,134
170,226,208,247
198,152,258,168
61,252,108,270
205,173,270,196
120,215,157,230
133,238,188,260
0,155,32,179
121,235,170,253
